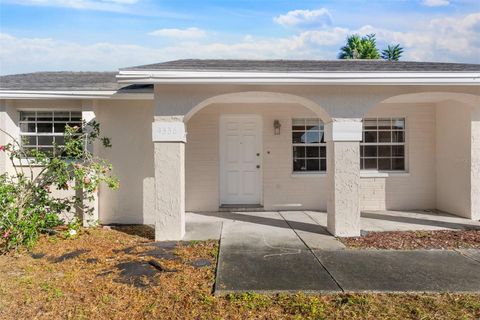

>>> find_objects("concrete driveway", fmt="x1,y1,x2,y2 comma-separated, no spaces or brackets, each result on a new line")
184,211,480,294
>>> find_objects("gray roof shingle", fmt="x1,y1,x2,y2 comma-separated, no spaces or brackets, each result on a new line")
2,60,479,91
0,71,120,91
122,59,480,73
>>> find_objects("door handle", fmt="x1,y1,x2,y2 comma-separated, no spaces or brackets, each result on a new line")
256,165,260,169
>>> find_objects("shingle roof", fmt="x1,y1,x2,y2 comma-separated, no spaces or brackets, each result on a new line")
122,59,480,73
2,60,479,92
0,71,120,91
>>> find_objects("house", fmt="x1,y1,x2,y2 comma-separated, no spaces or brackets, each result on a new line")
1,59,479,240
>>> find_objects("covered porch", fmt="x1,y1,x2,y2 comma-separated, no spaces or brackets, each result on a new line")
150,87,480,241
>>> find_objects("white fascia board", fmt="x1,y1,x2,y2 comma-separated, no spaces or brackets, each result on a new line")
0,90,154,100
0,90,116,99
117,70,480,85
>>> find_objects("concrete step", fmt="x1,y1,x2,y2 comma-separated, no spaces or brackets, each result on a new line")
219,204,264,212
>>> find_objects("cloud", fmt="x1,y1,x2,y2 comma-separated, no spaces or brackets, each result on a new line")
3,0,140,13
274,8,332,28
149,27,206,39
0,13,478,74
359,13,480,62
3,0,190,18
422,0,449,7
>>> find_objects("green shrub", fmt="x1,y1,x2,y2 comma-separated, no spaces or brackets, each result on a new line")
0,121,118,252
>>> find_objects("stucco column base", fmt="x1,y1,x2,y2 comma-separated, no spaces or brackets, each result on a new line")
154,141,185,241
325,119,362,237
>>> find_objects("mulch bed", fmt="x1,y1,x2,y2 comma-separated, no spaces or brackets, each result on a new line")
0,226,479,319
340,230,480,250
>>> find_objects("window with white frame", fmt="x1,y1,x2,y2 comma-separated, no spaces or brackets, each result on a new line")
292,118,326,172
360,117,406,171
19,111,82,156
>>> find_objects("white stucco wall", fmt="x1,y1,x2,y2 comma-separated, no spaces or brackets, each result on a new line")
186,101,468,213
185,102,328,211
361,103,437,211
0,99,155,225
435,100,472,218
95,99,155,224
155,84,479,120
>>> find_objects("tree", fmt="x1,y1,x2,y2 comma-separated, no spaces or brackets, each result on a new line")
338,34,380,59
0,121,119,252
381,44,404,61
338,34,404,61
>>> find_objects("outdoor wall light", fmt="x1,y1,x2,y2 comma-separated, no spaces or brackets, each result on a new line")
273,119,281,135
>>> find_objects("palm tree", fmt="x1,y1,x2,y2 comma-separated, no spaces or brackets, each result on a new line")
338,34,363,59
381,44,404,61
338,34,380,59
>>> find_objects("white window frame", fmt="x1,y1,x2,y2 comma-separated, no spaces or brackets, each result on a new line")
291,118,327,174
360,117,407,173
18,110,82,157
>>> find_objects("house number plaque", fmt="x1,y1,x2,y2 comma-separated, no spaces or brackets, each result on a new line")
152,122,187,142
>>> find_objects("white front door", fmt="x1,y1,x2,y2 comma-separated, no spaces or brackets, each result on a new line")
220,115,262,205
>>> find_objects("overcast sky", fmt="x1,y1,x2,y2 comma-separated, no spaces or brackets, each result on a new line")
0,0,479,75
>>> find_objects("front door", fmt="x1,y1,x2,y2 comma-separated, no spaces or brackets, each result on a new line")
220,115,262,205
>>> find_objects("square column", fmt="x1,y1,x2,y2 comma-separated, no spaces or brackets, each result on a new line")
76,100,99,227
152,119,186,240
471,107,480,220
325,118,363,237
0,100,15,174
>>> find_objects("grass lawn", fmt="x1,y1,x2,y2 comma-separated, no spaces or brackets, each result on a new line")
0,227,479,319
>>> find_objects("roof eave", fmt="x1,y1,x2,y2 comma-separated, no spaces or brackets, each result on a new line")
116,70,480,86
0,90,154,100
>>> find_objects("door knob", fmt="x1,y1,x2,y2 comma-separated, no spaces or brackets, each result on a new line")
256,165,260,169
256,153,260,156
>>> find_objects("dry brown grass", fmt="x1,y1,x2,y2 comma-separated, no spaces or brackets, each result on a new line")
0,227,479,319
340,229,480,250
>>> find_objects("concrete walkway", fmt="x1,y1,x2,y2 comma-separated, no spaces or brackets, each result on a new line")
184,211,480,294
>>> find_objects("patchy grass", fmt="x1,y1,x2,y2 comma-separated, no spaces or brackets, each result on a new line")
340,229,480,250
0,227,479,319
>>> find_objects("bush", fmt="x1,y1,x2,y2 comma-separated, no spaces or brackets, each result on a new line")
0,121,118,252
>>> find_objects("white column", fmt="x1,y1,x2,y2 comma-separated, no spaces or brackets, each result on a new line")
152,118,186,240
325,118,363,237
0,100,15,175
77,100,99,227
471,107,480,220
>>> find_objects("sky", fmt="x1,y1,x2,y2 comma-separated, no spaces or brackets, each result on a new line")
0,0,479,75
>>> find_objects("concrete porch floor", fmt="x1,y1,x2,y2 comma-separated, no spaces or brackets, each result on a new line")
184,209,480,242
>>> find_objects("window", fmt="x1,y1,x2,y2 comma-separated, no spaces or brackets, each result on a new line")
360,117,406,171
19,111,82,156
292,118,326,172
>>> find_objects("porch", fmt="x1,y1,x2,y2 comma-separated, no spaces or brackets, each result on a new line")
152,89,480,241
184,209,480,243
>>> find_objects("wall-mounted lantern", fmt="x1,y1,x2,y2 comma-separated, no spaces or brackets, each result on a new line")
273,120,281,135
